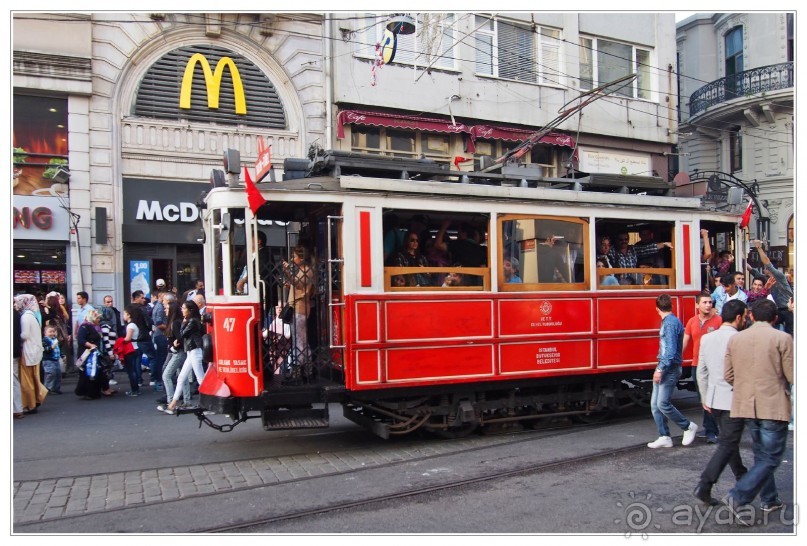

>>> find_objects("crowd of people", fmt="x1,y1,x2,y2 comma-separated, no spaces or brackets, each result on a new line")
644,234,793,525
12,279,210,419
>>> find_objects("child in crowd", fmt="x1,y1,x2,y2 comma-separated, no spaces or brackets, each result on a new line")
42,325,63,394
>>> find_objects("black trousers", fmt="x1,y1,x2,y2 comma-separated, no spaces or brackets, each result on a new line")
699,408,748,486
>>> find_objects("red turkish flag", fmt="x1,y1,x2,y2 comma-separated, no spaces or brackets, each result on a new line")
739,199,753,229
243,166,267,215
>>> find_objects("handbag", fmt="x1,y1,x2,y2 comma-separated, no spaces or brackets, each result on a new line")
280,304,295,324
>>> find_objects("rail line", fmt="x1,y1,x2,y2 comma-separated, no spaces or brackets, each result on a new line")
201,441,651,532
13,405,677,531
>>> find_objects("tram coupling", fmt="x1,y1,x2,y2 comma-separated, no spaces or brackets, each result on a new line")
174,405,257,433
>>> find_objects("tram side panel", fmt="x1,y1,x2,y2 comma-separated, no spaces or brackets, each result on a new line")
343,293,692,392
199,303,264,398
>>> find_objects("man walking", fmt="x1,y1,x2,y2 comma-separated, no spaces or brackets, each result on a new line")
683,293,723,443
647,294,699,448
692,300,750,505
723,299,793,524
103,295,123,336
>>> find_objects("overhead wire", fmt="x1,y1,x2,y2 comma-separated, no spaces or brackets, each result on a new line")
12,12,795,146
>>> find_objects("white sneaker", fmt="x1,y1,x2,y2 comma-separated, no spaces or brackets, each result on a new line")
682,422,699,446
109,379,118,385
647,436,673,448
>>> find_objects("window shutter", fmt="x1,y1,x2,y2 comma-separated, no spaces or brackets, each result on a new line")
540,29,560,85
497,21,536,82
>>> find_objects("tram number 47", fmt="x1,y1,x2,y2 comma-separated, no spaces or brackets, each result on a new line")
222,317,236,332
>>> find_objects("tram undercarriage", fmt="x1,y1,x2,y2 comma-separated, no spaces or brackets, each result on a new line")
190,367,698,439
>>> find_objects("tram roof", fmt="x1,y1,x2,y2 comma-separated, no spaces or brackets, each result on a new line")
207,173,704,212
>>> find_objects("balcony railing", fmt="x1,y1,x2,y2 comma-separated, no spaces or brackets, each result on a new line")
689,62,793,118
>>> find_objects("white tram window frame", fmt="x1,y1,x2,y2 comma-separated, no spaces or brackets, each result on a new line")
498,214,590,292
594,221,676,290
382,208,490,291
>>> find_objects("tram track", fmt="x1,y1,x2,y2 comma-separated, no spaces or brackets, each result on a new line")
14,401,703,532
203,442,653,533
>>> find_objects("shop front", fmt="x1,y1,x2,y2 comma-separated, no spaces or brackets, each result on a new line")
122,178,210,299
13,195,72,299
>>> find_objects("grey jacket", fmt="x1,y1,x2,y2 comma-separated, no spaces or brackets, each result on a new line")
696,324,739,411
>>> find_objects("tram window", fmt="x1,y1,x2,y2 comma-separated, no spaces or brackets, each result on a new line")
595,221,674,289
499,215,588,291
383,209,489,291
210,209,224,295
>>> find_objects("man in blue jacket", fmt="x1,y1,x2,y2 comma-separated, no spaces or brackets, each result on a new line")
647,294,699,448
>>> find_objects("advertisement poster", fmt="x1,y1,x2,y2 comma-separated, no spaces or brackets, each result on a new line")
130,260,151,298
13,95,69,197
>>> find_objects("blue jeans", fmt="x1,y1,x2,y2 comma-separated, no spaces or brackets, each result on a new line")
650,366,690,437
123,351,140,393
729,419,787,505
162,350,191,405
42,359,62,392
152,333,167,386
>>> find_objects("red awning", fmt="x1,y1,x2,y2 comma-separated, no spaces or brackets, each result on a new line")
336,110,577,160
471,125,577,160
337,110,470,140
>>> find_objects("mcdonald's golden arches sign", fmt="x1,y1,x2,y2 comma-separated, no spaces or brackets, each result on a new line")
134,45,287,129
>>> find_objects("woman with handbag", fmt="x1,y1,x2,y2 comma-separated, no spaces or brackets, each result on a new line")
157,296,192,411
120,305,144,396
75,310,112,399
162,300,206,414
15,294,45,414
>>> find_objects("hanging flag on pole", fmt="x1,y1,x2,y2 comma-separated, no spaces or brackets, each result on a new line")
254,137,273,182
739,198,754,229
453,156,473,169
243,166,267,215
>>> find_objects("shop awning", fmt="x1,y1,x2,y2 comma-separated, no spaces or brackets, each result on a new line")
336,110,470,140
470,125,578,160
337,109,577,159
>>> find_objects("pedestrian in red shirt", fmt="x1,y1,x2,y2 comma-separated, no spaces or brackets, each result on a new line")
683,293,723,442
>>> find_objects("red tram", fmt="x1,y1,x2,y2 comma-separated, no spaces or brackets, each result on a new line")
188,150,746,438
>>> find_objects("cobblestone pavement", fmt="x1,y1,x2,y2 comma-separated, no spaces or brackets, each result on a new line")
13,429,530,524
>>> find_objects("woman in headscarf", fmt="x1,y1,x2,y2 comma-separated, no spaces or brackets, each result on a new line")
74,309,110,399
14,294,45,414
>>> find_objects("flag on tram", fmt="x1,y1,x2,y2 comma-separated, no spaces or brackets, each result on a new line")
739,198,753,229
243,166,267,215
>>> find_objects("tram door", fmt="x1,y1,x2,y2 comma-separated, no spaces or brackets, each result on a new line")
254,204,344,386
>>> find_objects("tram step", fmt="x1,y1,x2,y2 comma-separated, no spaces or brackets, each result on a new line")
262,407,330,430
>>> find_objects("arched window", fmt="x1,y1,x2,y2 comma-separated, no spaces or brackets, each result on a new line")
134,45,286,129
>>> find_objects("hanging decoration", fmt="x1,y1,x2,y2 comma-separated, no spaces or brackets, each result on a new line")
371,40,384,86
